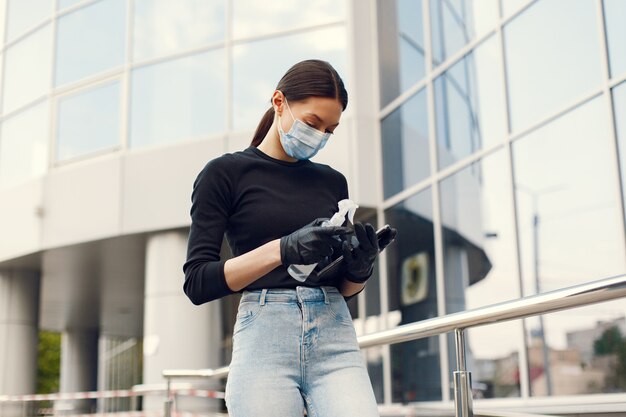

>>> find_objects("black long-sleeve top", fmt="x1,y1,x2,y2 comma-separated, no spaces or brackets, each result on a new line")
182,146,351,305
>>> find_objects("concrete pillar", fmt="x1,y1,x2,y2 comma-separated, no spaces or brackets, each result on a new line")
58,329,98,414
0,269,40,417
143,231,222,411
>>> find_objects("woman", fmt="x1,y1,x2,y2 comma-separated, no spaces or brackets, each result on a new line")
183,59,396,417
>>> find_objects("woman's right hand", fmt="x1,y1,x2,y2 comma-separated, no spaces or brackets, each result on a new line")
280,219,351,265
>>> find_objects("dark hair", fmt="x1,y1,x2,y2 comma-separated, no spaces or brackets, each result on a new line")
250,59,348,147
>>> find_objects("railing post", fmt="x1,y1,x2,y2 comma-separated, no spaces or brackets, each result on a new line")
453,329,473,417
164,377,172,417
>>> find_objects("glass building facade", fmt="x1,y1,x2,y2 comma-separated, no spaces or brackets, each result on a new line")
0,0,625,413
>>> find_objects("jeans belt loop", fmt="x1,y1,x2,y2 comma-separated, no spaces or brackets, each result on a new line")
260,289,268,306
321,286,329,305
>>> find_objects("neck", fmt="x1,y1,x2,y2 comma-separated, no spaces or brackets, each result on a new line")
257,121,298,162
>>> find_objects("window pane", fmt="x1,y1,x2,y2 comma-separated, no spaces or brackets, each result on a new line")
440,151,523,398
0,101,49,187
55,0,125,86
381,88,429,199
6,0,52,42
377,0,426,108
430,0,499,67
130,49,226,149
133,0,225,62
56,81,121,161
504,0,603,132
58,0,83,10
0,1,7,46
3,24,52,113
434,36,507,169
614,81,626,226
233,0,345,39
603,0,626,79
500,0,531,17
232,26,347,131
513,97,626,395
385,188,442,401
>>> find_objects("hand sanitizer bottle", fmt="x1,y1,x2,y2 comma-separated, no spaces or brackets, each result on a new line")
288,199,359,282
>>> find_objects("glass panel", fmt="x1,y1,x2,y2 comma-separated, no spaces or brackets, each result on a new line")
233,0,345,39
3,24,52,113
440,150,523,397
0,101,49,187
613,81,626,227
56,81,121,161
133,0,225,62
500,0,531,17
434,36,506,169
130,49,226,149
55,0,125,86
430,0,499,67
525,302,626,396
232,26,347,131
58,0,84,9
513,96,626,395
381,88,429,199
603,0,626,79
504,0,603,132
0,0,7,46
385,188,442,401
6,0,51,42
377,0,426,108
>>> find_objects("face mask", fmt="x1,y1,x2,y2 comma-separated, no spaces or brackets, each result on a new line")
278,97,331,160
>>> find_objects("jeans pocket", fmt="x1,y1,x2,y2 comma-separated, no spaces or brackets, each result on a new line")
328,298,354,326
233,302,264,334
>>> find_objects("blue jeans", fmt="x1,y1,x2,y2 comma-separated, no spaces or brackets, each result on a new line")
225,286,379,417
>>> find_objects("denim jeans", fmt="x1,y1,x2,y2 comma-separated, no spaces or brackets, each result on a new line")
225,286,379,417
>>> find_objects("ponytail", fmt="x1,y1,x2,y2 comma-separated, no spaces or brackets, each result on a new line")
250,107,275,147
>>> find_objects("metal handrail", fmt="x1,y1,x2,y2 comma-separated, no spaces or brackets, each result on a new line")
162,273,626,417
358,273,626,348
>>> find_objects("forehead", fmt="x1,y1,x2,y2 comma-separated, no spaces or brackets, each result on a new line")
293,96,343,122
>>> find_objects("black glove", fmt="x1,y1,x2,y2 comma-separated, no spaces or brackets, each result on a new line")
342,222,378,283
280,219,351,266
342,222,397,283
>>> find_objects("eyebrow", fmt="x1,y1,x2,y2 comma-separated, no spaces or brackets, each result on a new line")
304,112,339,127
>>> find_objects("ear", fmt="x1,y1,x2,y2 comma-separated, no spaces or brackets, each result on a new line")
272,90,285,115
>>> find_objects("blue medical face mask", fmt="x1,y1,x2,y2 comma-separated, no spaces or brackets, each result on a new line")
278,98,331,160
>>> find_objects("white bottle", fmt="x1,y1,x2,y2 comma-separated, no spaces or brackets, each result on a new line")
288,199,359,282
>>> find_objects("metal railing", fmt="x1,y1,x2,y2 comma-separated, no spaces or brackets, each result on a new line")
163,273,626,417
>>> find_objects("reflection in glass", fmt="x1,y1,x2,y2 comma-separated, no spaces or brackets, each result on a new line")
381,88,429,199
233,0,345,39
55,0,125,86
6,0,51,42
3,25,52,113
232,26,347,131
513,97,626,396
385,188,441,401
377,0,426,108
430,0,499,67
0,101,48,187
440,151,522,397
56,81,120,161
504,0,603,132
130,49,226,148
434,36,506,169
133,0,225,62
603,0,626,79
613,82,626,226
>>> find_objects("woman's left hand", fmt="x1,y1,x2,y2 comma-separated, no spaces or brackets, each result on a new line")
342,222,379,283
